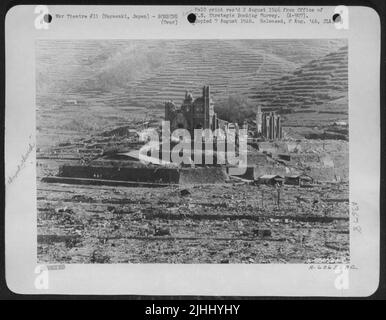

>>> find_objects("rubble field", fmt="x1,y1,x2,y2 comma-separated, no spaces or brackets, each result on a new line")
37,174,349,264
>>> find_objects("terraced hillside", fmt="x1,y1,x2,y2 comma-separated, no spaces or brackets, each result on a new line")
36,39,348,147
36,39,346,107
249,46,348,128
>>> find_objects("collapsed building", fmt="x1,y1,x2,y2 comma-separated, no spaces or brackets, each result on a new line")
256,105,283,140
165,86,282,142
165,85,230,136
165,86,217,134
163,86,249,166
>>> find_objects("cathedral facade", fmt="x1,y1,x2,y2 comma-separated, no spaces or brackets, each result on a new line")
164,86,282,140
165,86,218,135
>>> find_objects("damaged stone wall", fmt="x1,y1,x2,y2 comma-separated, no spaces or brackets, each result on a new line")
59,164,229,185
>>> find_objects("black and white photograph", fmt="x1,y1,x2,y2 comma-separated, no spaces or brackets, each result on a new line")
36,39,349,264
3,5,381,297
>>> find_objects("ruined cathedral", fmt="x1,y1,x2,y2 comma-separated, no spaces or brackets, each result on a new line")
164,85,282,140
256,106,283,140
164,86,220,135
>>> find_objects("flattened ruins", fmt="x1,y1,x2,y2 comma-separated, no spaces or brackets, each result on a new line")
36,40,349,264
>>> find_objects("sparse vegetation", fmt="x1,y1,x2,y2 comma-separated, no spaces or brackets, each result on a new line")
214,94,255,124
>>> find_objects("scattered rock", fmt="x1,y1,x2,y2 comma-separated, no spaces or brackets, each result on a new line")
55,207,74,214
90,250,110,263
154,227,171,236
71,195,93,202
253,229,272,238
179,189,191,197
107,206,116,213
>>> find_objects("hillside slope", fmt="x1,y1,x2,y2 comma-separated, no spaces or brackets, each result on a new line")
36,39,346,109
249,46,347,111
248,45,348,129
36,40,348,143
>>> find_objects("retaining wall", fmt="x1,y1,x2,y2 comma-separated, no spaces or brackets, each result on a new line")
58,165,228,185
